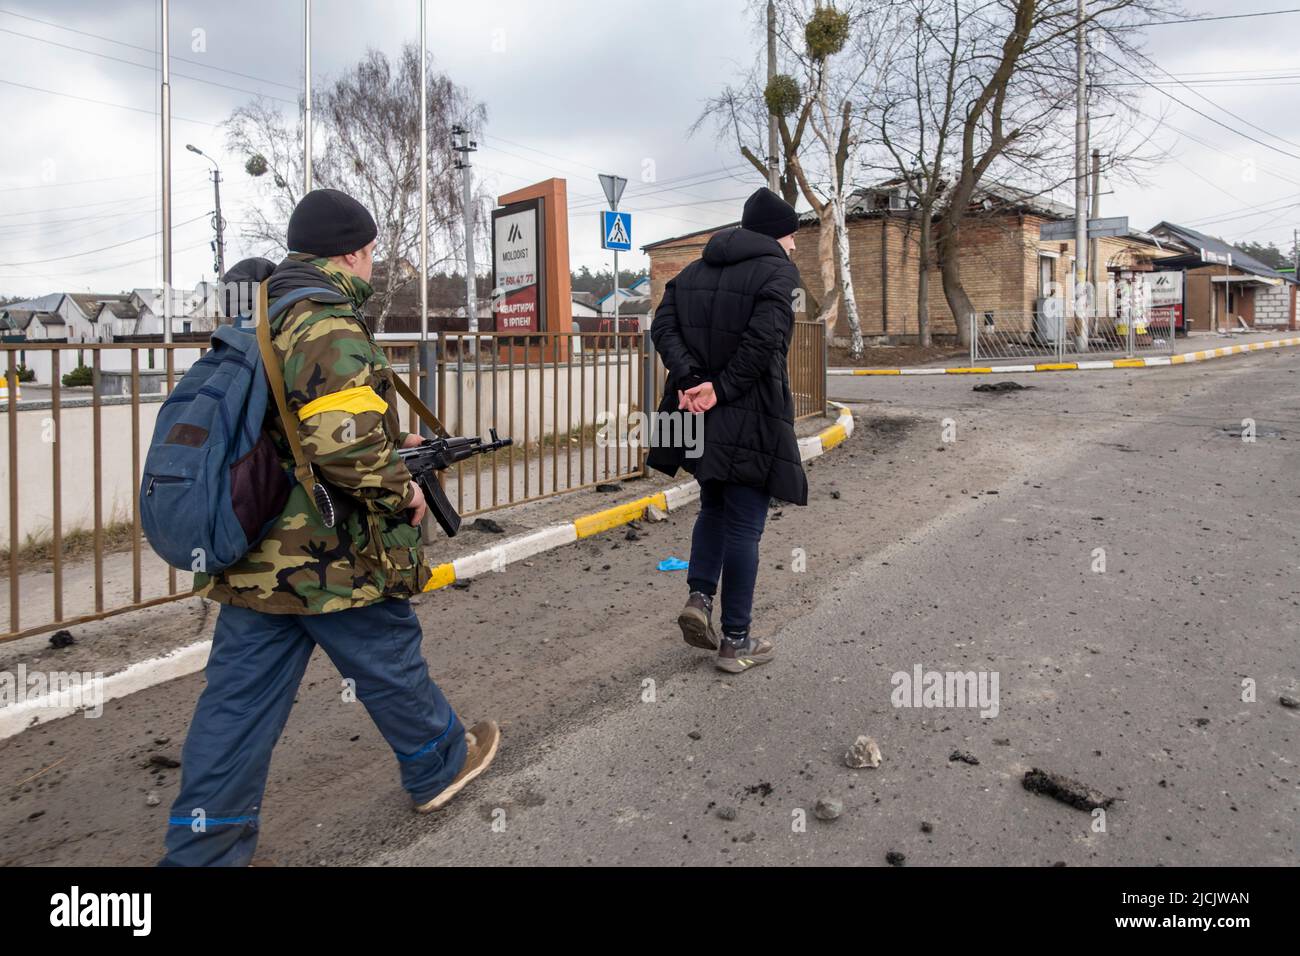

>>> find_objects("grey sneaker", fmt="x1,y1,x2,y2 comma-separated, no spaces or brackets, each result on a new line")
716,635,775,674
414,720,500,813
678,592,720,650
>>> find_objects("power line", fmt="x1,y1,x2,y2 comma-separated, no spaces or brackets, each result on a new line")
0,7,300,92
0,179,210,221
1110,48,1300,153
0,27,298,105
1096,50,1300,161
2,213,207,267
1132,8,1300,27
0,169,160,194
0,78,224,128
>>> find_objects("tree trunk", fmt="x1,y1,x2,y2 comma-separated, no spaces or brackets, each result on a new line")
935,219,973,346
815,207,840,334
832,196,864,358
916,212,931,347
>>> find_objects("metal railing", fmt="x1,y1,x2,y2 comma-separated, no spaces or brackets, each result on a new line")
1,320,826,643
970,310,1176,364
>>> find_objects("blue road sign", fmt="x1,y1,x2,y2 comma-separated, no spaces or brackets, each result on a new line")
601,210,632,252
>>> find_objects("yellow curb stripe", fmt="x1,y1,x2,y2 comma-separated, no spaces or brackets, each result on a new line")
855,369,901,375
422,562,456,592
820,423,847,450
573,494,665,539
1033,362,1079,371
945,366,994,374
1113,358,1146,368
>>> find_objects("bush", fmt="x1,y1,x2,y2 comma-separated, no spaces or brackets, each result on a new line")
14,364,35,382
62,364,93,387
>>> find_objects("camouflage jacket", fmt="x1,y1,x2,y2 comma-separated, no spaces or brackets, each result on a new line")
198,254,431,613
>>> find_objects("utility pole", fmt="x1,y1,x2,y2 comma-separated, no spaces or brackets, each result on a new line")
160,0,173,344
419,0,428,344
452,124,479,336
766,0,779,192
303,0,312,194
1073,0,1088,353
1089,147,1100,303
186,144,224,278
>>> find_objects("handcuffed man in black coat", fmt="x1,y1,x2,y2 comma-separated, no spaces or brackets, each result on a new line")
647,187,808,673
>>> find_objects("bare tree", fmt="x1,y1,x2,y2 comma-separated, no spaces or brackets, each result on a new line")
865,0,1172,344
226,44,488,330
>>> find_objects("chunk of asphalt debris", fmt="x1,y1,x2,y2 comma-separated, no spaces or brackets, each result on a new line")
830,490,841,500
949,750,980,766
148,754,181,769
687,730,702,741
595,483,621,493
973,381,1033,393
844,735,883,769
1279,695,1299,709
885,850,906,866
49,629,76,649
451,580,472,590
920,821,934,834
146,791,161,807
471,517,504,534
1022,768,1114,811
645,504,668,523
814,797,843,821
625,529,640,541
743,782,774,800
716,805,737,821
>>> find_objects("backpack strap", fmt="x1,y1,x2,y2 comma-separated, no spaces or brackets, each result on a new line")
255,280,318,494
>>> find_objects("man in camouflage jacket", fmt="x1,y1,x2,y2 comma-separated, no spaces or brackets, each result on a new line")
162,190,499,867
198,251,429,612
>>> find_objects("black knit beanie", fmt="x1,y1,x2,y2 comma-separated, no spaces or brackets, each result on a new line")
286,188,378,257
741,187,799,240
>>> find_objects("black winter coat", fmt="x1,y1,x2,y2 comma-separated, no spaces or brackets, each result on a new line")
646,227,808,505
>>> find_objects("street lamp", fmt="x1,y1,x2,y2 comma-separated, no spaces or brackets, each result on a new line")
185,143,226,278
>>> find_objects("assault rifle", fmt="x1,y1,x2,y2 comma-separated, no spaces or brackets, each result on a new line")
398,428,513,537
310,428,512,537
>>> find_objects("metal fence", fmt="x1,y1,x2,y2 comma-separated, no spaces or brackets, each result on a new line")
970,310,1176,364
0,321,825,643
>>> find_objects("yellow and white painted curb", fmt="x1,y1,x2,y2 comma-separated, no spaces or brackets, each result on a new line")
0,404,856,739
422,401,856,592
828,336,1300,377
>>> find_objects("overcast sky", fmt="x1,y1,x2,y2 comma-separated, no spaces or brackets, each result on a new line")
1,0,1299,298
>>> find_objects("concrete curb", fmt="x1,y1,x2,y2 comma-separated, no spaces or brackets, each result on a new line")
828,336,1300,376
422,401,855,591
0,404,855,739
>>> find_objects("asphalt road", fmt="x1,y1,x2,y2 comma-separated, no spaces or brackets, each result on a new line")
3,348,1297,865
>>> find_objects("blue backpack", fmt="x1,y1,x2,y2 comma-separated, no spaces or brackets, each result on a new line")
139,284,344,573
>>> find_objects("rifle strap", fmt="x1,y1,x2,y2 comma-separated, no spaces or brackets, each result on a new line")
390,366,450,439
255,279,318,495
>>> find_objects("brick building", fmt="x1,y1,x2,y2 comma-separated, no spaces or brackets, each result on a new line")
644,183,1177,343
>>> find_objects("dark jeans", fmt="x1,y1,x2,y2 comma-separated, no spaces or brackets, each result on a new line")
161,599,466,867
687,480,770,636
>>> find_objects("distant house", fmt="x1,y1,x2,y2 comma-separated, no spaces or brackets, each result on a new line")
1142,222,1296,331
1,284,223,343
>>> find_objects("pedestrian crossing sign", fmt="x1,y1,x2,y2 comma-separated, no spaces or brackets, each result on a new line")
601,211,632,251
